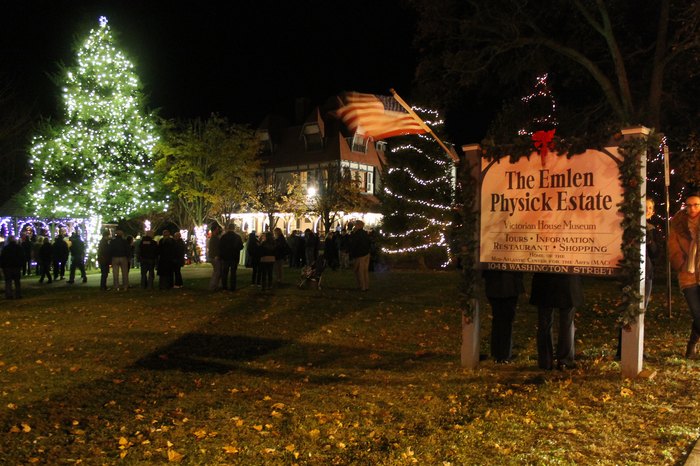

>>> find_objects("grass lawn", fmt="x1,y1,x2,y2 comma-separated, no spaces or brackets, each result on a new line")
1,264,700,465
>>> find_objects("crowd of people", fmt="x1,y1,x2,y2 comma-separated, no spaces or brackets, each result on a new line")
0,220,380,299
206,221,376,292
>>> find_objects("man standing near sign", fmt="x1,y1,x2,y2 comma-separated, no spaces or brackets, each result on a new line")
669,192,700,358
483,270,524,363
530,273,583,370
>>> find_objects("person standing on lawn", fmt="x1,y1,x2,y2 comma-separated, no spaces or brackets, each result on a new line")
220,223,244,291
1,236,25,299
52,232,69,281
207,222,223,291
157,230,176,289
97,230,111,290
258,231,276,291
483,270,524,363
669,192,700,358
273,227,290,286
21,234,32,276
38,237,53,284
530,272,583,370
138,230,158,289
109,229,130,291
349,220,371,291
172,231,186,288
67,231,87,284
245,231,261,286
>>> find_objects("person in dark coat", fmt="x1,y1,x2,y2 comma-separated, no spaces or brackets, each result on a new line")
324,231,339,271
303,229,318,267
109,230,131,290
339,229,351,269
348,220,371,291
157,230,177,290
258,231,276,290
1,236,25,299
219,224,244,291
52,233,69,280
273,227,290,285
173,231,186,288
483,270,524,363
207,223,223,291
21,234,32,276
97,230,111,290
139,230,158,289
38,237,53,284
296,230,306,267
67,231,87,284
246,231,261,286
530,273,583,370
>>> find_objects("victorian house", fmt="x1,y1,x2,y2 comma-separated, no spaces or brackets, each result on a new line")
234,98,386,235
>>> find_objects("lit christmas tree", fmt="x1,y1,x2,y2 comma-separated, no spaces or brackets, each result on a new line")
379,107,455,268
518,73,558,135
28,16,165,240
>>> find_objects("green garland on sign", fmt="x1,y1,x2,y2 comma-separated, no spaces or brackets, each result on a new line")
460,131,657,323
616,133,660,325
481,134,591,163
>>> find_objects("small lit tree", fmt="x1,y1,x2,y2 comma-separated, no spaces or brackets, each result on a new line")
379,107,455,268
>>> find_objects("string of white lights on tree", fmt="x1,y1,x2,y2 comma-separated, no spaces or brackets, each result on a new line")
518,73,558,136
28,16,167,259
379,107,455,267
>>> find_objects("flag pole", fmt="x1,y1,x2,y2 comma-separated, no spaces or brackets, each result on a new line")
390,88,459,163
663,141,672,319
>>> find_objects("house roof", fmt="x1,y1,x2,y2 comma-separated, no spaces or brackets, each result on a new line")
257,98,386,170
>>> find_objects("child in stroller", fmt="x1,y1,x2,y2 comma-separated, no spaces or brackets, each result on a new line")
298,255,326,289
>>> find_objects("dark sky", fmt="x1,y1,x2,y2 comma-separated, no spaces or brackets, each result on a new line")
1,0,421,129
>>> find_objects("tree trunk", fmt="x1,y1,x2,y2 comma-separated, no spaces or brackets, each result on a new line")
647,0,669,130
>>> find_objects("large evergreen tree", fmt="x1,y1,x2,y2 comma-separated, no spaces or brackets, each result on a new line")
28,16,165,223
379,107,455,268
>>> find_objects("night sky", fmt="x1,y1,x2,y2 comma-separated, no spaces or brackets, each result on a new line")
1,1,425,132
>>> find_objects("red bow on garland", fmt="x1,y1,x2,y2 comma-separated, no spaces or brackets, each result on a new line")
532,129,556,166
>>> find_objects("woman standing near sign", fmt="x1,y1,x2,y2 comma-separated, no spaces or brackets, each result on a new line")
530,273,583,370
669,193,700,358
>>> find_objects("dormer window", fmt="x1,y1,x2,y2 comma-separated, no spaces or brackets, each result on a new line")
346,134,368,153
301,123,323,151
303,124,320,135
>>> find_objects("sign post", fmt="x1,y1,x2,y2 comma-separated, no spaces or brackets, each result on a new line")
460,144,482,369
620,126,650,378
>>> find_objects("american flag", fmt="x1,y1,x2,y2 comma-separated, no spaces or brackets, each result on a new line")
335,92,428,139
